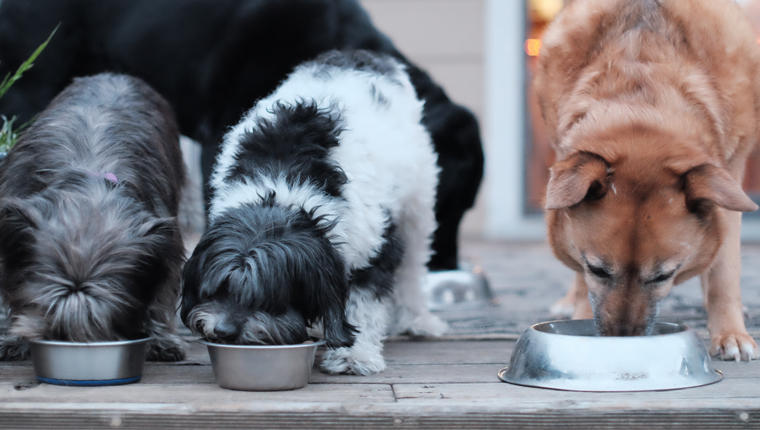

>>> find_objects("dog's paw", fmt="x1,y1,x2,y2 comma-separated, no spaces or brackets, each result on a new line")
0,336,29,361
320,347,386,376
393,310,448,337
549,296,575,319
407,313,449,337
146,335,187,362
710,333,759,362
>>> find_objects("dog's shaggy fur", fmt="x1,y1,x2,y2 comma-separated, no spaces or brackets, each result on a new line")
0,73,186,361
181,51,447,375
537,0,760,360
0,0,483,272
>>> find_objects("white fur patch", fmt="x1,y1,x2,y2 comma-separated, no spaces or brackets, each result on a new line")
320,288,390,375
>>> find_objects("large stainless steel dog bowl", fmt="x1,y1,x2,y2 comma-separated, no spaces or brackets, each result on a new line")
29,337,150,386
498,320,722,392
201,339,325,391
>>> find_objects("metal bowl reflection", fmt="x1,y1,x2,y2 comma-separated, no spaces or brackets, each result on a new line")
201,340,325,391
29,337,149,386
498,320,722,392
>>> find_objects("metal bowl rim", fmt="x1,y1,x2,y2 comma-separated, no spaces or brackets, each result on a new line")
200,339,326,349
530,319,691,338
28,337,151,347
497,366,723,392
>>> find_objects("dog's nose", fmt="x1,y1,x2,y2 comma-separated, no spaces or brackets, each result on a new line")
213,321,240,342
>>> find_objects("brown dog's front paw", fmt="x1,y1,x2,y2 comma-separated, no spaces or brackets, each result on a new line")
710,333,759,362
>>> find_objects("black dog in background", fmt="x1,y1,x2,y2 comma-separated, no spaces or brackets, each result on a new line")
0,74,186,361
0,0,483,271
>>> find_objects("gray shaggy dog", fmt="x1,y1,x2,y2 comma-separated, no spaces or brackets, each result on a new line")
0,73,186,361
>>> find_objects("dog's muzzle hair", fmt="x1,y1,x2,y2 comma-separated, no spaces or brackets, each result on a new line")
186,302,308,345
181,201,356,348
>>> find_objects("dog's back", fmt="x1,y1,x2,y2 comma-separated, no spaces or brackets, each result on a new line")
0,74,184,214
536,0,760,163
211,50,438,270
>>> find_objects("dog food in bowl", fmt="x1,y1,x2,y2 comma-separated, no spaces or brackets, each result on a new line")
29,337,150,386
498,320,722,392
201,339,325,391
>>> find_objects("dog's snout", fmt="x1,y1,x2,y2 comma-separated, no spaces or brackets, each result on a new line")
608,325,645,337
213,321,241,342
598,320,649,337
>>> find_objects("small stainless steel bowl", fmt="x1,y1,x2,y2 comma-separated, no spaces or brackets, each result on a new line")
499,320,722,392
201,340,325,391
29,337,149,386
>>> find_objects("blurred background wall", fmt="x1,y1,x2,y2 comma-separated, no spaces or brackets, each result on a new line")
360,0,488,240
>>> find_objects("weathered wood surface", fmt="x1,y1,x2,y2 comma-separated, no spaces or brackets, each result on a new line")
1,339,760,429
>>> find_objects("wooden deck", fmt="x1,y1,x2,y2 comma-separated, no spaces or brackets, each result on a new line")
1,336,759,429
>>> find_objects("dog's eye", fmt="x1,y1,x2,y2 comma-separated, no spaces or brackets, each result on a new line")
588,264,613,279
647,270,675,284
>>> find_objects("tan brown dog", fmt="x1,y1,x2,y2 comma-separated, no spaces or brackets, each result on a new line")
536,0,760,361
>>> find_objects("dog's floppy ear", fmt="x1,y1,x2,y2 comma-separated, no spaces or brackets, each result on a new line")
180,247,204,326
0,198,40,231
136,216,178,239
683,164,758,213
545,151,610,210
0,199,40,265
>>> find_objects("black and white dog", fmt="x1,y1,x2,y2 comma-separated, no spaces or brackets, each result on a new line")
181,51,447,375
0,74,186,361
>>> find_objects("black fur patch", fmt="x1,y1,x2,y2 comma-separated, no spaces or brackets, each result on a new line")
311,50,403,85
350,222,405,299
223,101,347,198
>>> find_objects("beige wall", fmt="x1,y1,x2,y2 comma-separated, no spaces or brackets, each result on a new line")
360,0,487,238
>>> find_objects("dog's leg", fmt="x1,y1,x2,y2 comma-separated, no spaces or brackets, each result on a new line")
389,228,448,336
388,190,448,336
145,270,187,361
570,272,593,319
320,288,390,375
0,332,29,361
0,310,35,361
0,313,29,360
702,210,758,362
144,312,186,362
550,277,578,319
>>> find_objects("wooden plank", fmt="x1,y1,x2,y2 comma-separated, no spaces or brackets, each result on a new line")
311,364,498,384
381,340,510,365
0,403,757,430
87,363,500,385
393,380,760,404
0,382,395,405
1,361,754,389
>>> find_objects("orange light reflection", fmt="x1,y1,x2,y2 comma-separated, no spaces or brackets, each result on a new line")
525,39,542,56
